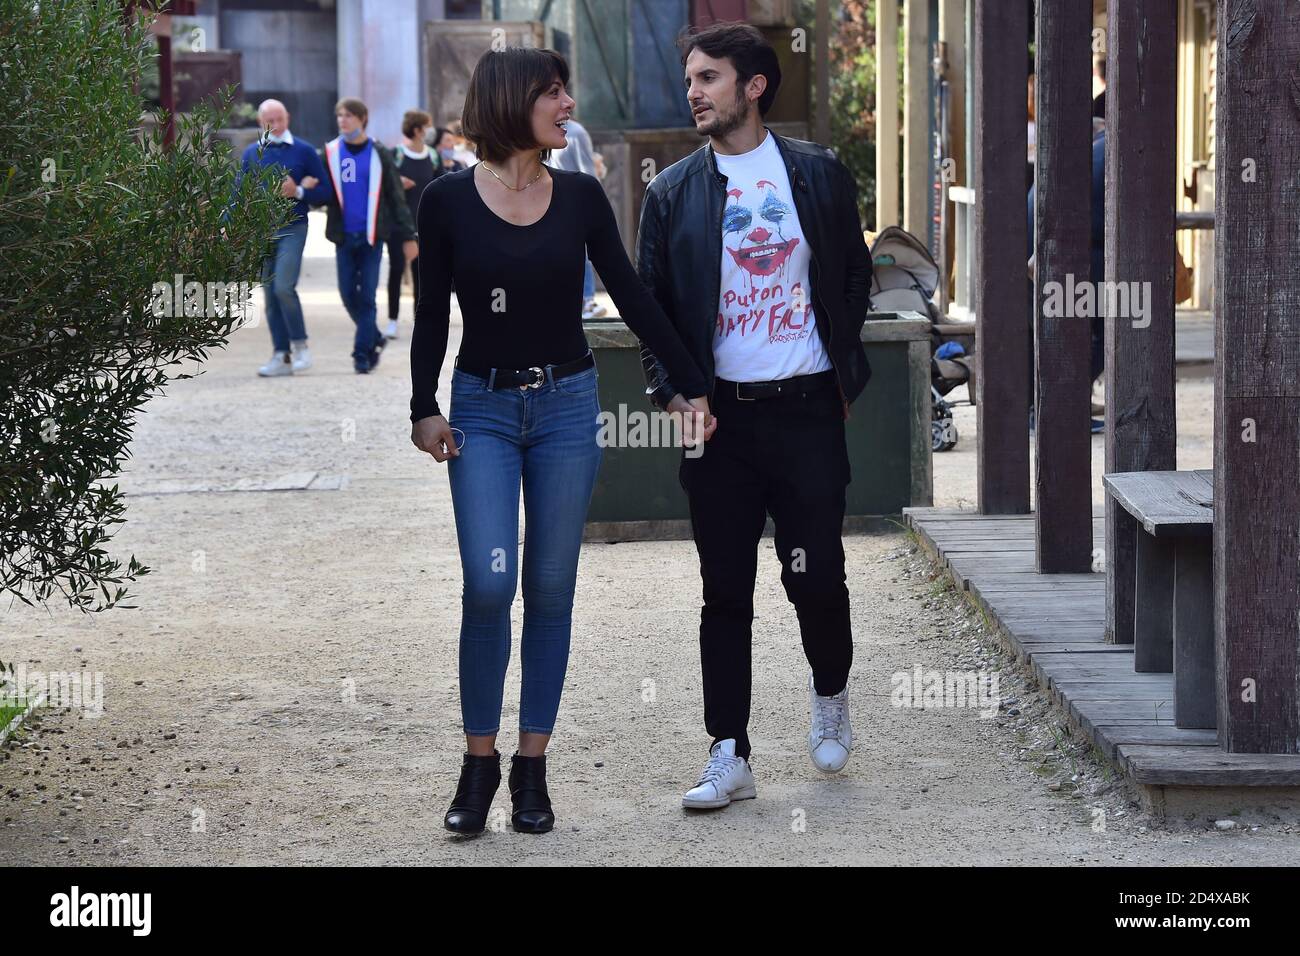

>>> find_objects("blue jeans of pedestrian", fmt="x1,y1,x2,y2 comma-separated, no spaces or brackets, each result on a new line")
446,362,603,736
335,231,384,362
262,218,309,352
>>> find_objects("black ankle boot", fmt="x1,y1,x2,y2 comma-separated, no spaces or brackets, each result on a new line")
444,751,501,834
508,752,554,834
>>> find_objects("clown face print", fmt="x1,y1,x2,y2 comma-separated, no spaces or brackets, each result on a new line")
711,131,831,383
724,182,801,279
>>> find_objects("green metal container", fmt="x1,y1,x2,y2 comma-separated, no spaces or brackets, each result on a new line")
582,312,933,540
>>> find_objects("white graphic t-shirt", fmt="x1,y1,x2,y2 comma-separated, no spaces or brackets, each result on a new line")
712,130,832,382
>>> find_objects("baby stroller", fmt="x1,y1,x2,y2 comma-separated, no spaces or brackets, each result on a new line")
930,341,975,452
868,225,973,453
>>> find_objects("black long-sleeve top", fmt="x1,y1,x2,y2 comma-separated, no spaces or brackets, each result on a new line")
393,146,440,224
409,166,707,421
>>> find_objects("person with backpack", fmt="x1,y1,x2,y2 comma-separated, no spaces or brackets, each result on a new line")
318,97,418,373
384,109,442,341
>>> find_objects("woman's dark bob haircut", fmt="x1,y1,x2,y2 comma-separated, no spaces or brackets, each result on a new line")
462,47,570,165
678,21,782,116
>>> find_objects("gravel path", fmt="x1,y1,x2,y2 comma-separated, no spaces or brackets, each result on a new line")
2,220,1292,864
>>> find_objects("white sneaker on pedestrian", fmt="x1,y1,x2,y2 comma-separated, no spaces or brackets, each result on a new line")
384,319,399,340
681,739,756,809
808,672,852,773
258,351,292,377
581,298,607,320
290,343,312,372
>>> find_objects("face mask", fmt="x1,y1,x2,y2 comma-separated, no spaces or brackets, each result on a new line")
342,126,365,143
439,148,456,161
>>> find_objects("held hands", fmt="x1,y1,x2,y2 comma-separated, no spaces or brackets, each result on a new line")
666,394,717,448
414,395,711,461
412,415,459,462
403,239,419,263
401,175,416,190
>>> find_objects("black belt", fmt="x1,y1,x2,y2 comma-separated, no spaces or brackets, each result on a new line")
718,369,838,401
455,350,595,390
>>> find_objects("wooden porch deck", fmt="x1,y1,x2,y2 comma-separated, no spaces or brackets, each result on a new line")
904,508,1300,813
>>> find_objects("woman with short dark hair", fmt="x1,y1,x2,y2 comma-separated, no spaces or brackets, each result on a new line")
409,47,715,836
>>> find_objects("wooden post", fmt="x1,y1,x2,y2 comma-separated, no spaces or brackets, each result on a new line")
1214,0,1300,753
903,0,932,239
144,11,177,147
876,0,900,228
938,0,967,313
814,0,830,146
1103,0,1177,642
158,31,175,146
1032,0,1093,572
939,0,966,185
1134,531,1175,671
972,0,1030,514
1174,540,1216,730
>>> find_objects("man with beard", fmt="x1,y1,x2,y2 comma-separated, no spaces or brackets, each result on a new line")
635,21,873,809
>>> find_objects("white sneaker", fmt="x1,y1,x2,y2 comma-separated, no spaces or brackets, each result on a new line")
681,739,756,809
258,351,292,377
290,343,312,372
581,298,607,320
384,319,399,340
808,672,852,773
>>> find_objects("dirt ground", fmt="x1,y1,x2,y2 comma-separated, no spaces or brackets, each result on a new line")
2,215,1291,865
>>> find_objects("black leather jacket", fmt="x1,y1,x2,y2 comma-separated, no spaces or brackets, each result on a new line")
635,129,873,412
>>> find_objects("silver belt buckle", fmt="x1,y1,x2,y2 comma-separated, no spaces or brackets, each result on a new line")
525,366,545,389
735,381,755,402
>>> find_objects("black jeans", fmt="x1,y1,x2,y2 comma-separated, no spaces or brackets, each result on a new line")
679,379,854,761
386,234,419,321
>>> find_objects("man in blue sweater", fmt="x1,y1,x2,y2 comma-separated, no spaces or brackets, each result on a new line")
240,99,332,377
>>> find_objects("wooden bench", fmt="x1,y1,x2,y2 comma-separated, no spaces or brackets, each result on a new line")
1102,470,1214,729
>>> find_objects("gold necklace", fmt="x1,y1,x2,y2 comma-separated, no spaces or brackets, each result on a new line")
481,160,545,192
